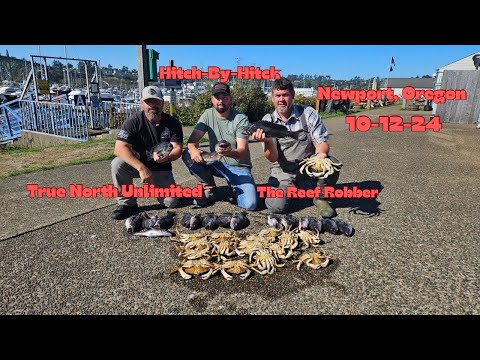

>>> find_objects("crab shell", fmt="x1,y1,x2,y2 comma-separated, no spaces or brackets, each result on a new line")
218,260,251,280
171,259,217,280
293,249,334,270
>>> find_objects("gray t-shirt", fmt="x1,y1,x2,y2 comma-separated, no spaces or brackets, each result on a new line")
195,107,252,168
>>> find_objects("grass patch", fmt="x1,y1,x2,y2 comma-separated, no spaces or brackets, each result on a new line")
0,131,209,179
184,136,209,146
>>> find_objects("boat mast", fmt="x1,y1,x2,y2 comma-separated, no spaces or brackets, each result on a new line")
64,45,71,87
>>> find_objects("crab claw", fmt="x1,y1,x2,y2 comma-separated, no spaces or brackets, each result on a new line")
221,268,233,280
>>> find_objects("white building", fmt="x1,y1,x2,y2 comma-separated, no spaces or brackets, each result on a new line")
381,78,436,99
294,87,317,97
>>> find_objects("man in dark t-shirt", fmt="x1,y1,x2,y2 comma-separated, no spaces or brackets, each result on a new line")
111,85,184,220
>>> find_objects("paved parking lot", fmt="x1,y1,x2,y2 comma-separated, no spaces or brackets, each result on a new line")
1,106,479,314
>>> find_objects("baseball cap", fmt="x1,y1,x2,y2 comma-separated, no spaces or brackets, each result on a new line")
141,86,163,101
212,82,231,96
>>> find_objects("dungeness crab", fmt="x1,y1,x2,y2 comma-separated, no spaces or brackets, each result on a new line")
293,249,335,270
171,259,217,280
299,155,342,179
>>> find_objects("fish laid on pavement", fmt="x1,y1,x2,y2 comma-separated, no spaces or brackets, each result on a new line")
321,219,338,234
242,121,307,140
281,214,299,230
267,214,282,230
125,211,150,233
307,217,323,233
146,141,173,161
334,219,354,237
230,212,249,230
132,228,174,237
180,213,203,230
216,213,233,228
155,211,176,230
202,213,218,230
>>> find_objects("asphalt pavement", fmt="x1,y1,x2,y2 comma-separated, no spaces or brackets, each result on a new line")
1,105,479,315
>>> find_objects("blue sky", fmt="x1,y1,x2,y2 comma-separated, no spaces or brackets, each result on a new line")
2,45,479,80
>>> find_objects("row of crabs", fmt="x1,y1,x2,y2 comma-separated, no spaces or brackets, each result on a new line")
170,226,335,280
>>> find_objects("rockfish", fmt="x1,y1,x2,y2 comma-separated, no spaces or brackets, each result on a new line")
146,141,173,161
242,121,307,140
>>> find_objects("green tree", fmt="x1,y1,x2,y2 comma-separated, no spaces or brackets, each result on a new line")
170,89,213,126
293,94,316,108
231,83,269,121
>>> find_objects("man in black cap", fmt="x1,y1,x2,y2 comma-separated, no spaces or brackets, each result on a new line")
182,82,258,211
110,85,184,220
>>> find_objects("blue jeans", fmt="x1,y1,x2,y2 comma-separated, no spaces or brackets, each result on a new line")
182,149,258,211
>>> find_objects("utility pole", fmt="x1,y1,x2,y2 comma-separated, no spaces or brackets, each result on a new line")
234,57,242,85
136,45,149,97
169,59,176,116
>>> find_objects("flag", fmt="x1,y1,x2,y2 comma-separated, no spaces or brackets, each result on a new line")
389,66,393,72
391,56,395,66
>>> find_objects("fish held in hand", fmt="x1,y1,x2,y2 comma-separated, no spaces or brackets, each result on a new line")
146,141,173,161
214,140,232,153
242,121,307,140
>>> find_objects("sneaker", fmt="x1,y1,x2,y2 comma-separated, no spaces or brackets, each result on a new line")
193,187,215,207
313,198,336,218
111,204,139,220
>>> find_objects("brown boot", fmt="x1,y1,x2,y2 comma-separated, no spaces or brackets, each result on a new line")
313,198,336,218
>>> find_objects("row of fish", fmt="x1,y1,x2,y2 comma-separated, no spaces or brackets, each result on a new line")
124,210,250,237
267,214,354,237
181,212,249,231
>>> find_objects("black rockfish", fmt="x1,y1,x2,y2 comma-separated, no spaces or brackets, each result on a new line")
216,213,233,228
202,213,218,230
242,121,308,140
267,214,282,230
180,213,203,230
281,214,299,230
334,219,354,237
125,211,150,233
146,141,173,161
230,212,249,230
307,217,323,233
321,219,338,234
154,211,176,230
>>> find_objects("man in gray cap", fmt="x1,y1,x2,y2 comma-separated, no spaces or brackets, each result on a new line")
111,85,184,220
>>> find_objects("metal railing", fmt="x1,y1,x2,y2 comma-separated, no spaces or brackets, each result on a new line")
1,99,140,142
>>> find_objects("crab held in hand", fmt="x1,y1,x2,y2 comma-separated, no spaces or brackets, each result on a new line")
299,155,342,179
